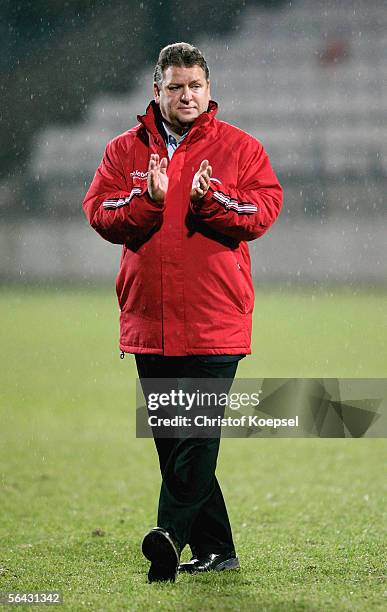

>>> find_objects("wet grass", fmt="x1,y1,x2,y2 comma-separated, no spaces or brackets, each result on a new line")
0,286,386,610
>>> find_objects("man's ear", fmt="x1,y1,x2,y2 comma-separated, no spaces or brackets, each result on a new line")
153,83,160,104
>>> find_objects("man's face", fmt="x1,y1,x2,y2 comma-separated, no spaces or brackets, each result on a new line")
153,64,211,133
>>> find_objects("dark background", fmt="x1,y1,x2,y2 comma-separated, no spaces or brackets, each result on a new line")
0,0,385,286
0,0,283,179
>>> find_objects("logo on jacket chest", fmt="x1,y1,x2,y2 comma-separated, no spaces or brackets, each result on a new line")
130,169,148,187
130,170,148,178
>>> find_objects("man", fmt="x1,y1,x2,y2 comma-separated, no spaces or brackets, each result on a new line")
83,42,282,583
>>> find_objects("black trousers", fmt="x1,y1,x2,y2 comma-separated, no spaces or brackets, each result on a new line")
135,354,239,557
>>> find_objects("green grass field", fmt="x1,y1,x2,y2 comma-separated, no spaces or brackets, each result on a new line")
1,286,386,611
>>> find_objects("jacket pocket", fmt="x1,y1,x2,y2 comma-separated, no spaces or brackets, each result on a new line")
226,250,248,313
229,250,254,314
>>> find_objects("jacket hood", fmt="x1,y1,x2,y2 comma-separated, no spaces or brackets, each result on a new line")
137,99,219,145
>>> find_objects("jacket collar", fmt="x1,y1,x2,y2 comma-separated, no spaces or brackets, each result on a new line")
137,100,219,145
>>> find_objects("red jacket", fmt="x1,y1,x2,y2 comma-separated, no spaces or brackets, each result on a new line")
83,100,283,356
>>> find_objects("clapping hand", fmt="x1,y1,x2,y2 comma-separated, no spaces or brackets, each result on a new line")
190,159,212,202
147,154,168,204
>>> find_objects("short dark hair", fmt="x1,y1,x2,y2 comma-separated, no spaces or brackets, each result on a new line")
153,42,210,86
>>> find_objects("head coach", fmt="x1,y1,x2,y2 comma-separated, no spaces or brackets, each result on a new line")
83,42,283,582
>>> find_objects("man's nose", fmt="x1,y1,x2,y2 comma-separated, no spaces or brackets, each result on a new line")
180,86,193,102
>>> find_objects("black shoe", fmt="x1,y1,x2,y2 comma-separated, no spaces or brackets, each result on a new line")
178,551,240,573
142,527,180,583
